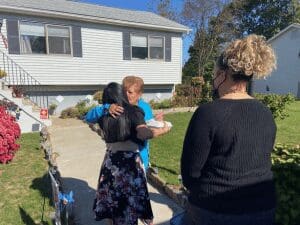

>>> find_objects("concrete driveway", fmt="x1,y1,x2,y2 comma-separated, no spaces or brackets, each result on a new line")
49,118,182,225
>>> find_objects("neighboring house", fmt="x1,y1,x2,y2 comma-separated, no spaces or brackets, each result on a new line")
0,0,189,112
253,23,300,98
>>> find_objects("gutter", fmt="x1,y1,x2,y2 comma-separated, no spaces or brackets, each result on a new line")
267,23,300,43
0,5,191,34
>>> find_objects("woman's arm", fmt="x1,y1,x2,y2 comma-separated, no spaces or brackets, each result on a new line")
133,107,170,141
85,104,110,123
150,122,170,137
181,107,212,190
136,123,170,140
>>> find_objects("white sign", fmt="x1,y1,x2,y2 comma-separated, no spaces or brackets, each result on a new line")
56,95,64,103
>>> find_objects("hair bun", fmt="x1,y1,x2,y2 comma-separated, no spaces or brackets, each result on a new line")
224,34,276,79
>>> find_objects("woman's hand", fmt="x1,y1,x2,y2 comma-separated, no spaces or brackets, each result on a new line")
150,121,171,137
109,104,124,118
155,111,164,121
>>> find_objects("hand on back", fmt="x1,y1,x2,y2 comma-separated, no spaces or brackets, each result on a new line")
109,104,124,118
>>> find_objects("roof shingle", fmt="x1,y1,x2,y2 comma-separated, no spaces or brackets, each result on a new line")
0,0,189,32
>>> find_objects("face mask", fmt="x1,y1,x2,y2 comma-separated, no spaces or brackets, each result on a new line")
212,88,220,100
211,73,226,100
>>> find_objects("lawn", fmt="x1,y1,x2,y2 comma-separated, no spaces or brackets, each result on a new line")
150,112,193,185
150,100,300,185
275,100,300,146
0,133,54,225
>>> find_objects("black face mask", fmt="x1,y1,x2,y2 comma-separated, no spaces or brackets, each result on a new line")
212,88,220,100
211,74,226,100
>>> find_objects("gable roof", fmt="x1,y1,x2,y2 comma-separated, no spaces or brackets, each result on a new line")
268,23,300,43
0,0,190,33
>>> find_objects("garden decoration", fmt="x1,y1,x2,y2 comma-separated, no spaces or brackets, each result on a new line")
59,191,75,225
0,69,7,79
59,191,74,212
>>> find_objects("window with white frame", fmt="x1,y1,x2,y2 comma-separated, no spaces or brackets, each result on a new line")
131,35,148,59
47,25,71,55
20,22,46,54
131,34,164,60
149,36,164,60
19,22,71,55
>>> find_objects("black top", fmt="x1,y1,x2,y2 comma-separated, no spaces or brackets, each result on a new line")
99,105,146,146
181,99,277,213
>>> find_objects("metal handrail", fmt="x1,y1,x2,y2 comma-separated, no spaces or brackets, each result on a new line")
0,49,49,109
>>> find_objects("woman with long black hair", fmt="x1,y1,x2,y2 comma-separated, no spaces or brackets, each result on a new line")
93,82,169,225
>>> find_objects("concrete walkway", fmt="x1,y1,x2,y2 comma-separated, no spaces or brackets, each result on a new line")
49,118,183,225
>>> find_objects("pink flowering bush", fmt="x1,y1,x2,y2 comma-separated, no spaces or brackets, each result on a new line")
0,106,21,163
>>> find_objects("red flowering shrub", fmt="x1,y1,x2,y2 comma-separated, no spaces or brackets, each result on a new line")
0,106,21,163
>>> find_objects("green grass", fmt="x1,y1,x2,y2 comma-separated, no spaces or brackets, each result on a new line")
150,112,193,185
150,101,300,185
0,133,54,225
275,100,300,146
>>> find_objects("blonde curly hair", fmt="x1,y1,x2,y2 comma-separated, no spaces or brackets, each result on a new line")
223,34,276,79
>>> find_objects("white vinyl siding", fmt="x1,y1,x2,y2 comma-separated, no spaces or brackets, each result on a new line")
1,18,182,85
253,27,300,97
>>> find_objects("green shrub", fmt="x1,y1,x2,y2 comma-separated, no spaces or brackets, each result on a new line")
60,101,96,119
76,100,88,117
171,96,190,107
174,84,202,106
93,91,103,104
272,144,300,225
254,93,295,119
60,107,80,119
199,81,212,104
149,99,172,109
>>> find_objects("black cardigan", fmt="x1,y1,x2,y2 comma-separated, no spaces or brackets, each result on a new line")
181,99,277,213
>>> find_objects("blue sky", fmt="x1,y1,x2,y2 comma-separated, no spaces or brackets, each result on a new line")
79,0,192,63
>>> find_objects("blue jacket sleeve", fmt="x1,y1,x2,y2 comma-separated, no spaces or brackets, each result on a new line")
85,104,110,123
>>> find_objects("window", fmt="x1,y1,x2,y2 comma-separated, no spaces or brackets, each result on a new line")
47,25,71,55
20,22,46,54
131,35,148,59
19,22,71,55
149,36,164,60
131,34,164,60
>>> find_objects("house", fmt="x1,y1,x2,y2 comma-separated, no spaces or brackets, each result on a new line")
252,23,300,98
0,0,189,113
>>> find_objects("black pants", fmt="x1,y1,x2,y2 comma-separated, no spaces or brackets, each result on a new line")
171,202,275,225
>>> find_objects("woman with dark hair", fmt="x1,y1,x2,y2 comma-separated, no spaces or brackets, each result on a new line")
93,82,169,225
179,34,277,225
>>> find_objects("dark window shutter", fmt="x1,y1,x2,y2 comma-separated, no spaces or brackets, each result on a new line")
72,26,82,57
6,20,20,54
165,35,172,62
123,31,131,60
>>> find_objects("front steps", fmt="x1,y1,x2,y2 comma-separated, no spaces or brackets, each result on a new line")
0,83,52,133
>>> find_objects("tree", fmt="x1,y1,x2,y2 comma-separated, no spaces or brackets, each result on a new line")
182,0,232,76
228,0,296,39
292,0,300,23
182,46,198,81
147,0,179,21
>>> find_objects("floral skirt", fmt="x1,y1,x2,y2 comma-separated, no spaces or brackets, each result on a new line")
93,150,153,225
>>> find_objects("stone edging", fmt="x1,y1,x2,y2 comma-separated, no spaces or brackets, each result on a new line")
40,127,58,167
147,167,188,208
40,127,63,222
